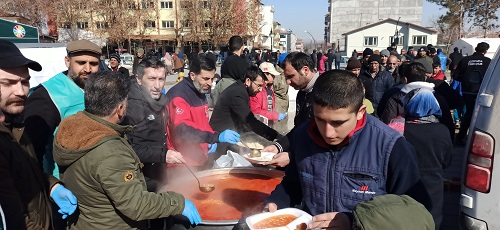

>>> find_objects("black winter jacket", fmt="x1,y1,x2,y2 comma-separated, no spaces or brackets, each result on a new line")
120,81,168,191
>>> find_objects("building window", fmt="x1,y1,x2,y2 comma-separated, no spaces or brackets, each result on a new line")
389,36,404,46
144,21,156,28
181,20,191,28
204,21,211,28
412,35,427,45
180,1,192,8
77,2,87,9
280,34,286,38
60,22,71,29
128,3,136,9
364,36,378,46
160,1,173,9
200,1,209,8
77,22,89,29
162,21,174,28
96,22,109,29
141,1,154,9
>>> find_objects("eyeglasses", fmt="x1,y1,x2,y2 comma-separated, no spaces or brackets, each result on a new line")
251,81,263,89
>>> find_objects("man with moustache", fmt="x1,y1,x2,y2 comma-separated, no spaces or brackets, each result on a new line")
0,39,77,230
24,39,102,179
166,56,240,168
210,66,280,142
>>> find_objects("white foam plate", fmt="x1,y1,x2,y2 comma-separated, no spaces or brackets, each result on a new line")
243,151,275,163
246,208,312,230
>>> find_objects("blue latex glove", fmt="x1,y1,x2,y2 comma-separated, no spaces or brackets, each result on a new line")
218,130,240,144
278,113,287,121
207,143,218,154
51,185,77,219
182,199,202,225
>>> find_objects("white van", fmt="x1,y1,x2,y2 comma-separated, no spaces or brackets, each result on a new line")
460,46,500,229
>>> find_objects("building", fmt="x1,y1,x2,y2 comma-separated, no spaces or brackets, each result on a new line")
259,5,274,49
342,18,437,56
278,29,298,53
326,0,422,51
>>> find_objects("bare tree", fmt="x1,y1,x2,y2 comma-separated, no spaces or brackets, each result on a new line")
206,0,233,49
468,0,500,37
0,0,51,30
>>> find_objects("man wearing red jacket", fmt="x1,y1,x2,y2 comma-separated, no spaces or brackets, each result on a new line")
430,62,445,81
166,55,240,167
250,62,287,127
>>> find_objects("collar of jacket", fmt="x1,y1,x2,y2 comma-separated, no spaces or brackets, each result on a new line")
307,112,367,149
82,111,133,136
130,80,167,112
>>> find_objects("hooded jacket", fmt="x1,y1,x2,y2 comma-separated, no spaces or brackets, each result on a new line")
120,81,169,192
0,121,59,230
166,77,219,166
211,53,249,104
53,111,185,230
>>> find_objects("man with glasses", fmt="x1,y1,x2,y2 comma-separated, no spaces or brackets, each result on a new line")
210,66,281,144
24,39,102,180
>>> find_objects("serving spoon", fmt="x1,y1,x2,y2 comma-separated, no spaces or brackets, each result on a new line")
182,162,215,193
239,141,262,157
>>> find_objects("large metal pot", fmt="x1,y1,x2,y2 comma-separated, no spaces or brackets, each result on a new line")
160,167,284,229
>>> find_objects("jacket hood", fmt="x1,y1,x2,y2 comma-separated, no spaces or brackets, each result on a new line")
401,81,434,94
221,54,248,81
53,111,133,167
128,80,168,112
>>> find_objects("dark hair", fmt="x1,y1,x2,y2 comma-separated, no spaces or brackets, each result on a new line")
137,57,166,78
229,36,244,52
313,70,364,113
432,62,441,68
281,52,316,73
429,48,436,54
244,66,267,81
398,62,409,79
85,71,131,116
404,62,426,83
189,55,216,75
476,42,490,53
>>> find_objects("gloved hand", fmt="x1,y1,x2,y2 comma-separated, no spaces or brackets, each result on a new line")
207,143,218,154
50,185,77,219
182,199,202,225
218,130,240,144
278,113,287,121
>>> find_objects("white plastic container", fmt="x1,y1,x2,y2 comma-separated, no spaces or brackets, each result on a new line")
246,208,312,230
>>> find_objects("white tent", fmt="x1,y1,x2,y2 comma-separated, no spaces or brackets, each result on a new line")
451,38,500,59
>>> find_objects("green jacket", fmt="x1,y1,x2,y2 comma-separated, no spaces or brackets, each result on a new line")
211,78,236,105
53,111,185,230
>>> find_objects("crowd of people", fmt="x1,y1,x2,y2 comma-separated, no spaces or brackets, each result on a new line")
0,33,492,230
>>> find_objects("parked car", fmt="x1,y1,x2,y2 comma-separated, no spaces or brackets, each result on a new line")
459,46,499,230
339,56,349,70
120,54,134,66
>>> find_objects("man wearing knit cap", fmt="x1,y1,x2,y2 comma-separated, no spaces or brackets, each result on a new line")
380,49,390,68
108,53,130,77
359,54,395,112
345,57,362,76
361,48,373,73
132,47,145,76
24,39,102,179
414,46,433,71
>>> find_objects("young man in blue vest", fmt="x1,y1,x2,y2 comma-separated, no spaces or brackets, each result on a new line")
264,70,429,229
24,39,102,179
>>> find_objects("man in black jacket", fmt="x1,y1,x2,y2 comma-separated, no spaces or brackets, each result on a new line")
449,47,463,77
453,42,491,144
108,53,130,77
210,66,280,143
120,57,182,192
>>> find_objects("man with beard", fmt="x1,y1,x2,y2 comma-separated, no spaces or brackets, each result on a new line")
210,66,280,143
120,58,182,193
358,54,394,113
24,39,101,179
166,56,240,168
0,39,78,229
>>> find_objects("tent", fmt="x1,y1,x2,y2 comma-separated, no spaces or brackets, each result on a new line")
451,38,500,59
0,18,39,43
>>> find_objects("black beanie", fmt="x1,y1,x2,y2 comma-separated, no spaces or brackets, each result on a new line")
363,48,373,58
368,54,382,64
346,57,362,70
110,53,121,63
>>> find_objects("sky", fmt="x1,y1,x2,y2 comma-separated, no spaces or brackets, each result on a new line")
260,0,446,43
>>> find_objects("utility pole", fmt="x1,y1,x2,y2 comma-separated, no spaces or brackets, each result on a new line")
305,30,317,50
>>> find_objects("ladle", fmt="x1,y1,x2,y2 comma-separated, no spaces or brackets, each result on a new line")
182,162,215,193
239,142,261,158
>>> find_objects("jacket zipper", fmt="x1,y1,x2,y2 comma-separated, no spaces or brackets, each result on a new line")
327,149,336,212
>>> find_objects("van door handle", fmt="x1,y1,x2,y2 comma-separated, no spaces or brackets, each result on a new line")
478,93,493,108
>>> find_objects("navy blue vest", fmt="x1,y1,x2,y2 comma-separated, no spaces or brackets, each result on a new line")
290,115,401,215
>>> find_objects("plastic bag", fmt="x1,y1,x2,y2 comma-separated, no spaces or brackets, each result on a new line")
213,150,253,169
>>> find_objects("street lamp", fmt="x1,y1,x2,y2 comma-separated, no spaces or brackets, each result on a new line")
180,32,185,55
270,28,273,52
393,17,401,50
304,30,317,50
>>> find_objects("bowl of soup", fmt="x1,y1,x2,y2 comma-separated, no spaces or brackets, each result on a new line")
246,208,312,230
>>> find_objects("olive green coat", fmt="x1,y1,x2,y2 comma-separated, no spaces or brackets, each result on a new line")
53,111,185,230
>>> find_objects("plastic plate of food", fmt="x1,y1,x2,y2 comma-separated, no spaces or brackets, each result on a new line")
246,208,312,230
243,151,275,164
